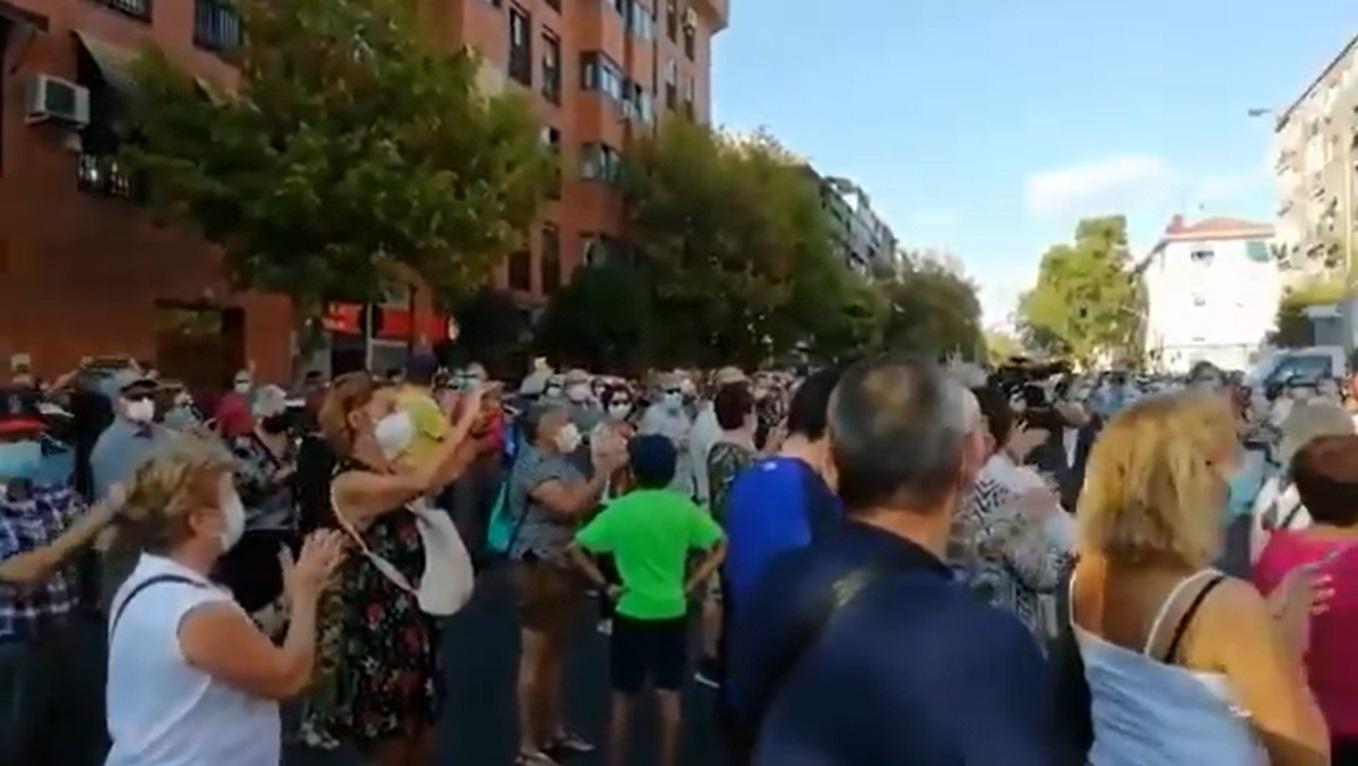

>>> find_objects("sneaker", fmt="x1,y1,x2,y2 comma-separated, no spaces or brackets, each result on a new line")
548,730,596,756
515,749,560,766
694,655,722,689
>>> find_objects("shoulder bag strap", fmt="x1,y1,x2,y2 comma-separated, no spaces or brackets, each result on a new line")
1162,574,1227,664
329,484,418,596
109,574,205,636
747,565,887,732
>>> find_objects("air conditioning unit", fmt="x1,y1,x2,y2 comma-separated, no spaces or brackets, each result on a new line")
26,75,91,126
683,6,698,28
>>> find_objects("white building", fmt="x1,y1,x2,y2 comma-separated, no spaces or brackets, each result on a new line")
1140,216,1280,374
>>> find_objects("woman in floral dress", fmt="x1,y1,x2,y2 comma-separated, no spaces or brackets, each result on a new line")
301,372,486,765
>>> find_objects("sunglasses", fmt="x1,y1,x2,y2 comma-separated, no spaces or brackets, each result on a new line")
124,392,155,402
665,388,682,395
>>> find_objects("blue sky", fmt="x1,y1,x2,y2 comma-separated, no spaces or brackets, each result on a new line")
712,0,1358,327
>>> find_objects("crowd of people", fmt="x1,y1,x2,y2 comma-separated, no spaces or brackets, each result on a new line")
1,349,1356,765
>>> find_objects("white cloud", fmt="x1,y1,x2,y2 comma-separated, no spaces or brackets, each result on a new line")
1025,155,1175,218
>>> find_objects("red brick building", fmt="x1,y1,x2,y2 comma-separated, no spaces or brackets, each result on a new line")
0,0,726,385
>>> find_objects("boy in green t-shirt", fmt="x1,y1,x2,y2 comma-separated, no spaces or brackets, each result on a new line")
569,434,726,766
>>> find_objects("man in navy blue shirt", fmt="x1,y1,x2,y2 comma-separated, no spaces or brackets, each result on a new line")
727,357,1075,765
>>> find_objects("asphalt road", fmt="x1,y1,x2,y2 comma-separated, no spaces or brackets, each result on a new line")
284,565,730,766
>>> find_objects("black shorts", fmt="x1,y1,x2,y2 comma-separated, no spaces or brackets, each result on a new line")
610,615,688,694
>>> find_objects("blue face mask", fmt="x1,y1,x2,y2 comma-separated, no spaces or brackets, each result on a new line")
0,441,43,481
1225,448,1268,522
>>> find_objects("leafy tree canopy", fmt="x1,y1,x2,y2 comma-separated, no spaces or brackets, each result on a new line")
1017,216,1144,366
122,0,552,322
876,254,985,360
535,261,656,374
620,121,850,368
1271,275,1346,348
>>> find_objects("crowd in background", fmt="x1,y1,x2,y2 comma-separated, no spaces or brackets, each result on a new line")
1,349,1356,765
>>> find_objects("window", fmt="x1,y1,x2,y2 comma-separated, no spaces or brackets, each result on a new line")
92,0,152,21
509,250,533,291
666,0,677,41
664,59,678,109
627,2,654,41
683,75,695,118
622,81,654,124
77,153,132,197
1189,248,1215,265
542,126,562,198
545,0,560,10
194,0,241,55
580,142,622,183
508,6,532,87
583,234,630,266
683,19,695,59
580,52,624,101
542,226,561,294
1245,240,1271,263
541,31,561,104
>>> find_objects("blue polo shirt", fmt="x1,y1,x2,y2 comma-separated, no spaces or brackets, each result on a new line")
728,522,1075,766
721,455,840,610
90,420,174,501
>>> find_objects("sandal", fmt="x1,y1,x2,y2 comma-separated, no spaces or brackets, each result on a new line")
549,730,596,756
515,749,560,766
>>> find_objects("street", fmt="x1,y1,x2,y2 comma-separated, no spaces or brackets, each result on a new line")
284,565,729,766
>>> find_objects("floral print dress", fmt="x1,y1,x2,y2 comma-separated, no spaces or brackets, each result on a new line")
300,458,444,751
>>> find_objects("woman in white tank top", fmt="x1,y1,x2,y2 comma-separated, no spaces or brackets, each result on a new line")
1069,392,1329,766
104,439,345,766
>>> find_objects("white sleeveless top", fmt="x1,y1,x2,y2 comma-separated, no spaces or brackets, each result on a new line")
106,554,280,766
1072,569,1268,766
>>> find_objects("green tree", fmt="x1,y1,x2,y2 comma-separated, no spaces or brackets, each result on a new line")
535,261,656,373
1271,276,1345,348
621,121,854,368
984,328,1023,366
448,288,531,378
876,255,985,360
122,0,552,326
1018,216,1144,366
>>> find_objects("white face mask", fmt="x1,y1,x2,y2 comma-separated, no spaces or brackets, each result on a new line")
374,410,416,460
609,402,632,420
1290,387,1315,403
219,482,246,551
544,386,563,400
663,392,683,412
234,380,251,395
124,398,155,423
554,423,582,454
567,384,591,403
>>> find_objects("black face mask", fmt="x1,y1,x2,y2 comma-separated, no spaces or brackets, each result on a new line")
261,414,291,435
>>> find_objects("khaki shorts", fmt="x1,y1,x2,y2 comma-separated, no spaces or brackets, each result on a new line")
512,561,586,635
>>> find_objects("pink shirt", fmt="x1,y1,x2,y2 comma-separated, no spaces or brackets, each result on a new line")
1253,530,1358,737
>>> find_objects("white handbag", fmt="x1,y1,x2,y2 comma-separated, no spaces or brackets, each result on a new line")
332,490,475,617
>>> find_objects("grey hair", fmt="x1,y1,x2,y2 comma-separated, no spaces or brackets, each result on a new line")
828,356,969,513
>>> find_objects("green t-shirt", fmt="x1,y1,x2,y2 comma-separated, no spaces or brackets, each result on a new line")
575,488,724,620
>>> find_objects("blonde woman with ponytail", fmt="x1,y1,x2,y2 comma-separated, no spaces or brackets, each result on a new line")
104,438,345,766
1068,392,1330,766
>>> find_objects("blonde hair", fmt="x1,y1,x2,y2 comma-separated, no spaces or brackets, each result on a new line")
112,438,234,555
318,371,379,456
1077,391,1238,567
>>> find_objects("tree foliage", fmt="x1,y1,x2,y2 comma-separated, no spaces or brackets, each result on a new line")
876,255,985,360
122,0,552,322
1271,276,1345,348
534,262,656,373
1017,216,1144,366
984,328,1024,366
447,288,531,378
620,121,855,368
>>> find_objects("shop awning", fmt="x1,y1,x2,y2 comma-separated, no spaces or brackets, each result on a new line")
73,30,138,96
